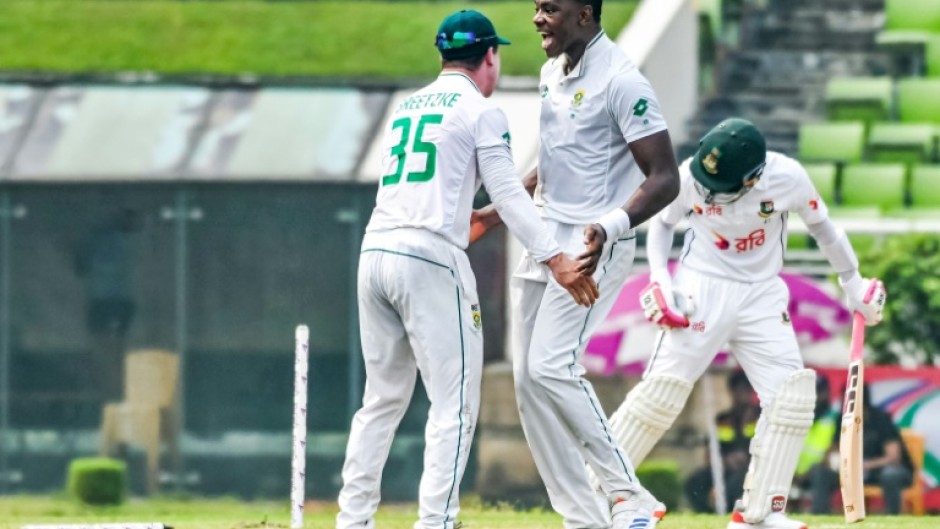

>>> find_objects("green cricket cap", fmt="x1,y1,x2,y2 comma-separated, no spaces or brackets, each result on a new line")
690,118,767,193
435,10,511,60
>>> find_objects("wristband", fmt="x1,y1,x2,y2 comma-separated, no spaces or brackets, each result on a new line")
595,208,631,241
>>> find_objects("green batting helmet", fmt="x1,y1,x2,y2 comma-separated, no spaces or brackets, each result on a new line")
690,118,767,196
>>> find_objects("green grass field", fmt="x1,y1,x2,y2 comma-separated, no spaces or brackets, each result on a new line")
0,0,637,79
0,496,936,529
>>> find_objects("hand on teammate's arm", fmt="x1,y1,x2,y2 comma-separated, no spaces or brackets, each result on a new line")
545,252,599,307
469,207,502,243
576,224,606,276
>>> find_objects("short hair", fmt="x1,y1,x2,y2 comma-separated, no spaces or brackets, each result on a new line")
576,0,602,23
442,45,496,72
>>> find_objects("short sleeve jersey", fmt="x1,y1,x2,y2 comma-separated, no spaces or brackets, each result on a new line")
367,72,512,248
536,31,668,224
662,151,830,282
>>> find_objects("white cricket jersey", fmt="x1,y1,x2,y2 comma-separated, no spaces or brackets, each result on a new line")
367,72,510,248
536,31,668,224
664,151,829,282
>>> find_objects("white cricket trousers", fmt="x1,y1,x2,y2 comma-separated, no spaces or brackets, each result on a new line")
644,268,804,407
512,220,640,529
337,228,483,529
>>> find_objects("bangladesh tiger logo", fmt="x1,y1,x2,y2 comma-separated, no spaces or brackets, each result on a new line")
702,148,720,175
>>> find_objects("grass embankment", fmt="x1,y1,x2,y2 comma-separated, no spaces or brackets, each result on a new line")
0,1,637,79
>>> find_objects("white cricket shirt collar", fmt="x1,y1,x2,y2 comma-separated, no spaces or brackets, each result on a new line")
439,71,482,94
558,29,606,80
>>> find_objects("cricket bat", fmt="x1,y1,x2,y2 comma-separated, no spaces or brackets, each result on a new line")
840,311,867,523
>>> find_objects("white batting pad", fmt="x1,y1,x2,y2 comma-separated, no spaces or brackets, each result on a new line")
741,369,816,523
610,375,694,464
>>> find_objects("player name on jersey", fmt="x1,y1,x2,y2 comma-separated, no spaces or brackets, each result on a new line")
397,92,462,111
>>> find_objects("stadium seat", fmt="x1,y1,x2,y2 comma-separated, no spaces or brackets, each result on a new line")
840,163,906,211
867,123,935,165
825,77,893,124
101,349,179,494
928,35,940,77
877,0,940,45
910,165,940,208
798,122,866,164
803,163,837,205
898,79,940,124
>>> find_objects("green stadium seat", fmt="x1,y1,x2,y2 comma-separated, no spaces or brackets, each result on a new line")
877,0,940,75
825,77,893,124
867,123,935,165
883,0,940,33
799,122,866,164
928,35,940,78
910,165,940,208
841,163,907,211
898,79,940,124
803,163,837,205
877,0,940,45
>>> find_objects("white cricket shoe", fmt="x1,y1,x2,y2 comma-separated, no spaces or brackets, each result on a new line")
610,490,659,529
652,500,667,521
726,510,807,529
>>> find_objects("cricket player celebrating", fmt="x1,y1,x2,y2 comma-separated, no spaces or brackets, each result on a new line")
473,1,680,527
336,10,599,529
600,118,886,529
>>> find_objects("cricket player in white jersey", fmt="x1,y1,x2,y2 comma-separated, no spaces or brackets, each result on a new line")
336,10,599,529
473,1,680,527
600,118,887,529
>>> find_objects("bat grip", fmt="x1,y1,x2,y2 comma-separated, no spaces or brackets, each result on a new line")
849,311,866,362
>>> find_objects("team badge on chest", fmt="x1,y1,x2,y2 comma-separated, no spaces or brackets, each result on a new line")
759,200,775,218
571,89,586,107
470,304,482,330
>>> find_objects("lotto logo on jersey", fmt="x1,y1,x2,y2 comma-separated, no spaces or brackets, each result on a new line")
771,495,787,512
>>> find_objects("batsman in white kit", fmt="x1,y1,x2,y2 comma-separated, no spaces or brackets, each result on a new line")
601,118,887,529
336,10,599,529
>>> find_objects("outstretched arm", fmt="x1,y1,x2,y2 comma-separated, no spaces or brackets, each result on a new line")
479,144,598,306
470,166,537,244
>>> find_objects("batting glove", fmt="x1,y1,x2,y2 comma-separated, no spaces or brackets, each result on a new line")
639,269,692,329
840,274,886,326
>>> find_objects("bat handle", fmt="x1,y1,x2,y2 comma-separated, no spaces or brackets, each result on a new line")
849,311,866,362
